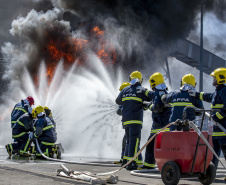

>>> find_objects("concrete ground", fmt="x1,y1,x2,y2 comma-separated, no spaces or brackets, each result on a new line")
0,147,226,185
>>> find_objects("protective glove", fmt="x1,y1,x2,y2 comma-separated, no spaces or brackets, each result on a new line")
188,90,196,97
29,132,34,140
143,101,151,110
136,86,146,93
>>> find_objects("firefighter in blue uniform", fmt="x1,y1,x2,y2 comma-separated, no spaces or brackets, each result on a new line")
138,72,171,169
116,71,153,170
5,108,34,156
189,68,226,169
11,96,34,128
161,74,203,131
29,105,57,158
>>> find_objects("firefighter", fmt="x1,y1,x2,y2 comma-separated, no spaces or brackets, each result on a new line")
161,74,203,131
11,96,34,128
29,105,57,158
188,68,226,169
138,72,171,170
5,108,34,156
116,71,153,170
44,106,56,129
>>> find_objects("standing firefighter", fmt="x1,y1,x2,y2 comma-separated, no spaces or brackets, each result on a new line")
138,72,171,170
11,96,34,128
29,105,57,158
189,68,226,169
161,74,203,131
5,109,34,156
116,71,152,170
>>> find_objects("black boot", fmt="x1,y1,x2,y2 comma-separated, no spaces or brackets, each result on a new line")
126,161,137,171
121,159,128,167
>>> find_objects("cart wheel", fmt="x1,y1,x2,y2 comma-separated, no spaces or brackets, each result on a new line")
161,161,181,185
198,162,216,185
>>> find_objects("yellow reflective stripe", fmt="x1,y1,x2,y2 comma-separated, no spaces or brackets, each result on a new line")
149,104,153,111
172,102,194,107
9,144,13,151
12,132,26,138
21,138,30,152
11,121,16,124
41,141,55,146
43,125,54,131
212,132,226,136
15,107,27,113
122,97,142,102
17,120,24,127
151,128,170,133
123,156,128,160
127,157,135,161
216,112,224,119
123,120,142,125
136,160,143,164
211,104,224,108
199,92,204,101
143,162,155,168
145,90,150,97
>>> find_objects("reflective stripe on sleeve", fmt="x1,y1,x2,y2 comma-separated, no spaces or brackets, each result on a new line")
211,104,224,109
43,124,54,131
12,132,27,138
216,112,224,119
199,92,204,101
15,107,27,113
145,90,150,97
17,120,24,127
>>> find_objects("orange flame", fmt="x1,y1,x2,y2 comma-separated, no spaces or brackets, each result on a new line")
42,25,117,84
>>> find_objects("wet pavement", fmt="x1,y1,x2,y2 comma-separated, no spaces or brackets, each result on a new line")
0,146,226,185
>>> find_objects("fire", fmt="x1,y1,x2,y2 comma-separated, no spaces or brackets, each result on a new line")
41,25,117,84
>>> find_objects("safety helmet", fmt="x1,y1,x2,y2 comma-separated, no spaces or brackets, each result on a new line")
210,67,226,85
27,96,34,106
34,105,45,116
149,72,164,89
119,82,130,91
129,71,143,84
181,74,196,87
44,106,52,117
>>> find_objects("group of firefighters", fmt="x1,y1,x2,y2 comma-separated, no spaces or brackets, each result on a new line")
5,98,59,158
115,67,226,171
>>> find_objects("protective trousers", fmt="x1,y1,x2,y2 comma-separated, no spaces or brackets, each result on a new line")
6,133,31,156
143,133,156,168
124,125,142,162
212,138,226,169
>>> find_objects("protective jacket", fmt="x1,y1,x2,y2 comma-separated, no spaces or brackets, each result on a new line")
162,89,203,129
116,83,153,127
196,85,226,139
150,89,171,133
11,100,29,127
34,114,57,143
12,113,33,139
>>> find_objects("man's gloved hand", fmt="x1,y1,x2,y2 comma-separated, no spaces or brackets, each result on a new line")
29,132,34,140
136,86,146,93
143,101,150,110
188,90,196,97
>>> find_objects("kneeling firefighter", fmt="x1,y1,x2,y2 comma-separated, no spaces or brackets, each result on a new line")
188,68,226,169
116,71,153,170
5,108,34,156
138,72,171,170
161,74,203,131
29,105,57,158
